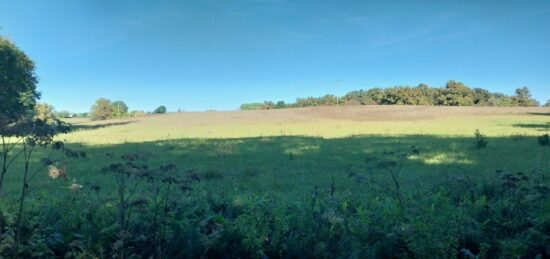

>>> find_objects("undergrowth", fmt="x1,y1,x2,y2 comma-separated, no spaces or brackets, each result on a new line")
0,145,548,258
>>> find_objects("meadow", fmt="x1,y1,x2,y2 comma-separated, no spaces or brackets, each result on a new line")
1,105,550,258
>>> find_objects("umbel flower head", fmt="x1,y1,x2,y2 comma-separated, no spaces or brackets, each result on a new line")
48,164,67,180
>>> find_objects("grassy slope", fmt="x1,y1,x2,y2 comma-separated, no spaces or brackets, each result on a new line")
63,106,550,144
2,106,550,204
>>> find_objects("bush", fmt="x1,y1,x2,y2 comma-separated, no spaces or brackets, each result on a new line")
153,105,167,114
538,134,550,146
474,129,488,149
90,98,114,120
130,110,146,117
240,82,540,109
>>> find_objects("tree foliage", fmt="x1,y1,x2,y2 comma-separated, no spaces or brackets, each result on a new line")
90,99,130,120
240,103,264,110
380,86,432,105
153,105,167,114
55,111,72,118
0,35,77,223
512,87,539,107
435,81,475,106
240,81,541,110
90,98,114,120
0,36,39,128
239,102,282,110
34,103,56,123
275,101,287,109
111,100,129,118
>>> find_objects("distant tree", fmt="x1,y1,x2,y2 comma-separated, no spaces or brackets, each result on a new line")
545,100,550,107
490,93,514,107
344,90,377,105
153,105,167,114
111,100,129,118
381,87,431,105
296,97,320,107
515,87,531,100
34,103,56,122
262,101,275,110
513,87,539,107
275,101,286,109
56,111,72,118
77,112,88,118
473,88,492,106
130,110,147,117
239,80,543,109
319,94,337,105
90,98,114,120
365,88,385,104
240,103,264,110
417,84,436,104
435,80,475,106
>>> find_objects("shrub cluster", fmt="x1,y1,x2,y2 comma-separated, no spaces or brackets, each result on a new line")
89,99,130,120
241,81,541,110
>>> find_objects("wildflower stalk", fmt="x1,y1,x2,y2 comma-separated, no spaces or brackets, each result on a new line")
15,140,34,254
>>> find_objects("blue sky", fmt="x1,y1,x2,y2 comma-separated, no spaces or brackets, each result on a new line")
1,0,549,112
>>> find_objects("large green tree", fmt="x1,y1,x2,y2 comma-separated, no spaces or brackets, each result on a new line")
0,36,40,191
0,36,39,127
436,80,475,106
513,87,539,107
0,36,71,197
153,105,167,114
111,100,129,118
90,98,115,120
34,103,57,123
381,87,431,105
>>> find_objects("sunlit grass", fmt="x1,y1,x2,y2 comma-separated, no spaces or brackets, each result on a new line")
61,111,550,145
2,107,548,203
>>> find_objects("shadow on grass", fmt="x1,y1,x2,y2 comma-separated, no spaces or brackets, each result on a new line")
70,121,135,131
30,134,543,197
528,112,550,116
3,134,549,198
513,122,550,131
1,134,549,259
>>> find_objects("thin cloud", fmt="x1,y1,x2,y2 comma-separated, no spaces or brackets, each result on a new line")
73,36,122,56
518,7,550,18
367,28,434,48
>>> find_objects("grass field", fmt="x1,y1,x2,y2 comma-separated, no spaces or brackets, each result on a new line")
64,105,550,143
6,105,545,196
2,106,550,257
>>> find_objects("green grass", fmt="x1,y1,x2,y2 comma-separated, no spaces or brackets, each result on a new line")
3,108,549,201
62,114,550,144
1,107,549,257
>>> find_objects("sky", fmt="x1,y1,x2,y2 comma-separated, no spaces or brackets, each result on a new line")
1,0,549,112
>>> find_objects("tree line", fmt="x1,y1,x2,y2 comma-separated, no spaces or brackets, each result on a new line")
33,99,168,121
241,81,546,110
87,99,167,120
